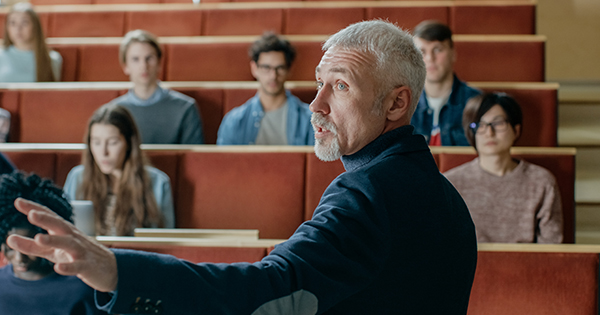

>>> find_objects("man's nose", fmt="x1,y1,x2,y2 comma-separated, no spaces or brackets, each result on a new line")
309,87,331,115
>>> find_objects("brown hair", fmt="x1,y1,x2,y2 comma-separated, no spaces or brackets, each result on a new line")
4,3,56,82
119,29,162,64
77,103,164,236
413,20,454,48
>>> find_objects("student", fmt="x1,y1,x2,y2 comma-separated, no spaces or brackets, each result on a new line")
0,171,106,315
411,20,480,146
217,32,314,145
444,92,563,243
111,29,204,144
63,103,175,236
0,2,62,82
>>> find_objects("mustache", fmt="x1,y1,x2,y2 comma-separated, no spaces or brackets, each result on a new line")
311,113,337,134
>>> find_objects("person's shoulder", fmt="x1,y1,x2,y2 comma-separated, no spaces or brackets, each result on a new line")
48,50,62,62
444,159,476,174
68,164,85,176
164,89,197,106
455,77,481,97
145,166,170,183
520,160,558,184
223,98,255,121
110,93,130,106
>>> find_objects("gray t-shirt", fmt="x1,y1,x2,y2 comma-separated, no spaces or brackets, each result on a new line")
255,102,288,145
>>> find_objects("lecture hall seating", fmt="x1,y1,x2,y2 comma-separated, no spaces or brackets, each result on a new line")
0,144,576,242
0,1,536,36
38,35,545,82
0,81,558,146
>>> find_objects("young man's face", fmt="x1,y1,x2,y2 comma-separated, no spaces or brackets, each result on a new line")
250,51,289,97
1,227,48,280
122,42,161,88
413,38,456,85
310,47,388,161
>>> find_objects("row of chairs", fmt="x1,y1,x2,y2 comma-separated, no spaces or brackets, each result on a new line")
40,35,546,82
0,1,537,37
0,144,576,242
0,81,558,146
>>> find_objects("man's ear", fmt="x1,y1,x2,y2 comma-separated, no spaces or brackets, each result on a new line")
385,86,412,122
250,61,258,80
513,124,522,144
121,62,130,76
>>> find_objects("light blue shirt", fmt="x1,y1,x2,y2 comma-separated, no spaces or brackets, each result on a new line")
217,90,315,145
63,165,175,229
0,46,62,82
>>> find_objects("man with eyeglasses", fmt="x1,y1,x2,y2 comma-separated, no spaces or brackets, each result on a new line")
410,21,480,146
217,32,314,145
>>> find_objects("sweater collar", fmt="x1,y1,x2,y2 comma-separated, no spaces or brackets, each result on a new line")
341,125,426,171
126,84,166,106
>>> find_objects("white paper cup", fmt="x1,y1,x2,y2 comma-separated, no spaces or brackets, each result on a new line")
70,200,95,236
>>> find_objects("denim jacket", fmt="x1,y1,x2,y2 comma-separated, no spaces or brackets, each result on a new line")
411,74,480,146
217,90,314,145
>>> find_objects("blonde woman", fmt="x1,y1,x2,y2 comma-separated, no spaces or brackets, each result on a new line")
0,3,62,82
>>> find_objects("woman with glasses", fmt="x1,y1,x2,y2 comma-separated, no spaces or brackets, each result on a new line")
444,92,563,243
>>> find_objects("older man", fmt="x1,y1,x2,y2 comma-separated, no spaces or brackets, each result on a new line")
8,20,477,314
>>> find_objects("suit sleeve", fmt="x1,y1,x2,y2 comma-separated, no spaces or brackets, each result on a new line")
97,174,392,315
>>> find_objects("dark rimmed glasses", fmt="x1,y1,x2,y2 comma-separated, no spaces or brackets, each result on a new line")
469,119,510,134
257,64,288,75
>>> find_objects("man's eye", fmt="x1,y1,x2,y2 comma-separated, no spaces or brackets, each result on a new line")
337,83,347,90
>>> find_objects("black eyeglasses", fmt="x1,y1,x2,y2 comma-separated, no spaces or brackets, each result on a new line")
257,64,288,75
469,119,510,134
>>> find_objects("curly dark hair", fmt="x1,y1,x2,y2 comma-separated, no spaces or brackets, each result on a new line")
248,32,296,68
0,171,73,245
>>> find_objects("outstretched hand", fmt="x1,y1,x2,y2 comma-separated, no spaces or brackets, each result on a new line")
6,198,118,292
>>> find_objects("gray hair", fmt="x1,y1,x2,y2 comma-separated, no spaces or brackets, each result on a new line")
323,20,426,116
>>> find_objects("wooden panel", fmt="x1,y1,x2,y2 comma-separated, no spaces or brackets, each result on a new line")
451,5,535,35
454,39,545,82
366,6,449,32
176,152,306,239
48,11,125,37
126,10,202,37
4,151,57,181
469,251,598,314
77,45,129,81
203,9,283,36
165,43,254,81
284,8,364,35
19,90,119,143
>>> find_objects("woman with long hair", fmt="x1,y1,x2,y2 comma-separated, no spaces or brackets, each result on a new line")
444,92,563,243
0,2,62,82
63,103,174,236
